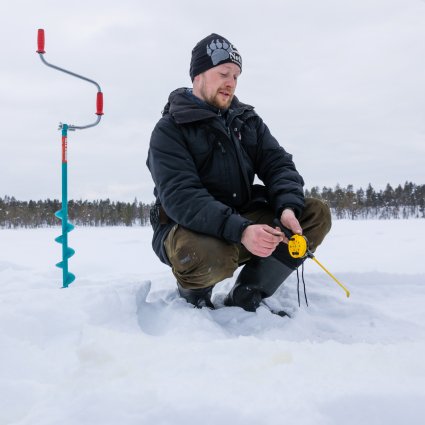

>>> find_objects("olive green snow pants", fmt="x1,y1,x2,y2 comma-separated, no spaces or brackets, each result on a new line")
164,198,332,289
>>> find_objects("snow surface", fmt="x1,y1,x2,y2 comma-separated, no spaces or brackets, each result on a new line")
1,219,425,425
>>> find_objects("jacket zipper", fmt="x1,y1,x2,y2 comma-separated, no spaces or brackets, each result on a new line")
217,141,226,154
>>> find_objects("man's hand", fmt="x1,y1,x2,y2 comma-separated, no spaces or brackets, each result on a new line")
280,208,303,243
241,224,284,257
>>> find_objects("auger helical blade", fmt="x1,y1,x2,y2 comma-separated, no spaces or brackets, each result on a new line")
65,272,76,286
55,205,76,288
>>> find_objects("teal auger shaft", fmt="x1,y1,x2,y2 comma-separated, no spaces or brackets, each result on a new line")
36,29,104,288
54,125,76,288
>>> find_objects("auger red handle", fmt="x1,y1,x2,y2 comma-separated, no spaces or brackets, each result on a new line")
37,29,45,54
96,92,104,115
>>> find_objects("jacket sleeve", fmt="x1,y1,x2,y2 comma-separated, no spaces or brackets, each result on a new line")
249,116,305,217
147,117,252,243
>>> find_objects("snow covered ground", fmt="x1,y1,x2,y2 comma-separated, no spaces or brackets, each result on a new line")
1,219,424,425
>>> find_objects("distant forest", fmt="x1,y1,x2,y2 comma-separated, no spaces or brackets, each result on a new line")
305,182,424,220
0,182,424,228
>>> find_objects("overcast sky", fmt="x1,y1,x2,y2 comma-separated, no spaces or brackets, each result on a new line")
1,0,424,202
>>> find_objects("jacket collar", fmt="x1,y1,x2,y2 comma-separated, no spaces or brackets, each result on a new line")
163,87,254,125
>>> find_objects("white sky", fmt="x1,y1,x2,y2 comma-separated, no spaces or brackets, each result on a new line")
1,0,424,202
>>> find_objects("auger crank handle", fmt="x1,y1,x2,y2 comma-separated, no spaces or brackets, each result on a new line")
36,28,104,127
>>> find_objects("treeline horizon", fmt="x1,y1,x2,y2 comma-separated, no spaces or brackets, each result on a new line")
0,198,153,229
1,181,424,228
305,181,424,219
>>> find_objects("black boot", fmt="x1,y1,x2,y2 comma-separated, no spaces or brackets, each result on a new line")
224,256,294,312
177,282,214,309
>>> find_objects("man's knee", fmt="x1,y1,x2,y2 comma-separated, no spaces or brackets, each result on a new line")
164,225,239,289
300,198,332,251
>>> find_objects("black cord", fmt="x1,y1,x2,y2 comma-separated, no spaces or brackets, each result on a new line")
296,267,300,307
302,262,309,307
296,263,309,307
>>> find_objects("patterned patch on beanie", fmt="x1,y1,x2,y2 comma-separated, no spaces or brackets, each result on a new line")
206,38,242,68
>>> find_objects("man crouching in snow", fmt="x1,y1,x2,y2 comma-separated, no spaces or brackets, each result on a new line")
146,33,331,312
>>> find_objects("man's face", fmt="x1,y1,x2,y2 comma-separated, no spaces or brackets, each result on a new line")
193,63,241,110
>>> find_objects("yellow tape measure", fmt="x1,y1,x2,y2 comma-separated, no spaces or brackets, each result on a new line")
288,234,309,259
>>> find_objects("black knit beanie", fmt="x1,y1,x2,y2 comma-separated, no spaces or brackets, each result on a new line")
189,33,242,81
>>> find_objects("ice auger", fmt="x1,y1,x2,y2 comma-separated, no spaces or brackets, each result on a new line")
36,29,104,288
273,219,350,298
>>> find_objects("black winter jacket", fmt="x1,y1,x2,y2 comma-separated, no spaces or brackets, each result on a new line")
146,88,305,264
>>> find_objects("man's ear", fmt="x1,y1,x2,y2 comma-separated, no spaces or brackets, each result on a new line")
192,74,202,92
